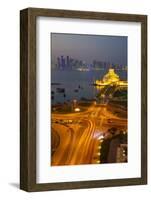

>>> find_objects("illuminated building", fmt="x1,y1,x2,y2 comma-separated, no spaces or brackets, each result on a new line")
116,144,127,163
103,68,119,82
95,68,127,87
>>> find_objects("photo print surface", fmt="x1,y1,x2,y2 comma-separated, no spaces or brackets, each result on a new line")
51,33,128,166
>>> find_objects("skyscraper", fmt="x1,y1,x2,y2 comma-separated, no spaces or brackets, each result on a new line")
66,56,70,69
61,56,65,69
57,57,61,69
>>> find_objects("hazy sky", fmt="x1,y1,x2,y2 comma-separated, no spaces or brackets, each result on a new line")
51,33,127,66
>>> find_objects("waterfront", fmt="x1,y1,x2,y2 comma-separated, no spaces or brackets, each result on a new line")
51,69,128,166
51,69,127,104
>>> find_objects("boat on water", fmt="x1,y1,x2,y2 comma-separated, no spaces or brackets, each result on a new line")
56,88,65,93
74,89,79,93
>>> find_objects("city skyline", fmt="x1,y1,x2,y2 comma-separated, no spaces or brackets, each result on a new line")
51,33,127,67
53,54,127,71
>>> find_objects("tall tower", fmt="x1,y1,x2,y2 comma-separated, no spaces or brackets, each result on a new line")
61,56,65,70
66,56,70,69
57,57,61,69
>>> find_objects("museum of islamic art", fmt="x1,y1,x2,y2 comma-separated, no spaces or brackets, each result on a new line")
95,68,127,87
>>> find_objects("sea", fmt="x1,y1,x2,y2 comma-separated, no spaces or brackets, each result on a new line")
51,69,127,104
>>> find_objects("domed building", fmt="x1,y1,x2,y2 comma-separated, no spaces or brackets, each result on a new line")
103,68,119,83
95,68,127,87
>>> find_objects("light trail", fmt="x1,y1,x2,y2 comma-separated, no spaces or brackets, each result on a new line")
51,104,127,166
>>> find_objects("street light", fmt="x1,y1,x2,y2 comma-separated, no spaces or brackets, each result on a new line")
98,135,104,140
74,108,80,112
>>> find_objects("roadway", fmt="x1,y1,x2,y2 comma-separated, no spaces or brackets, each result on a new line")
51,103,127,166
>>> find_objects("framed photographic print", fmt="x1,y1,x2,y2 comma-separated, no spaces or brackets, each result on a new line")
20,8,147,191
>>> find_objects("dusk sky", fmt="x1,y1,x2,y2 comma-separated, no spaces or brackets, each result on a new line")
51,33,127,66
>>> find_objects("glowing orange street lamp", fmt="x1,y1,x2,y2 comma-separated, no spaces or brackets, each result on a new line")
74,108,80,112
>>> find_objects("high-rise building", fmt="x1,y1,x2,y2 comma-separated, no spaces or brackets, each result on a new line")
66,56,70,69
57,57,61,69
61,56,65,69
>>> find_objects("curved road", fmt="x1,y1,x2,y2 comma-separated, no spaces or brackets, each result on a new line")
51,104,127,166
